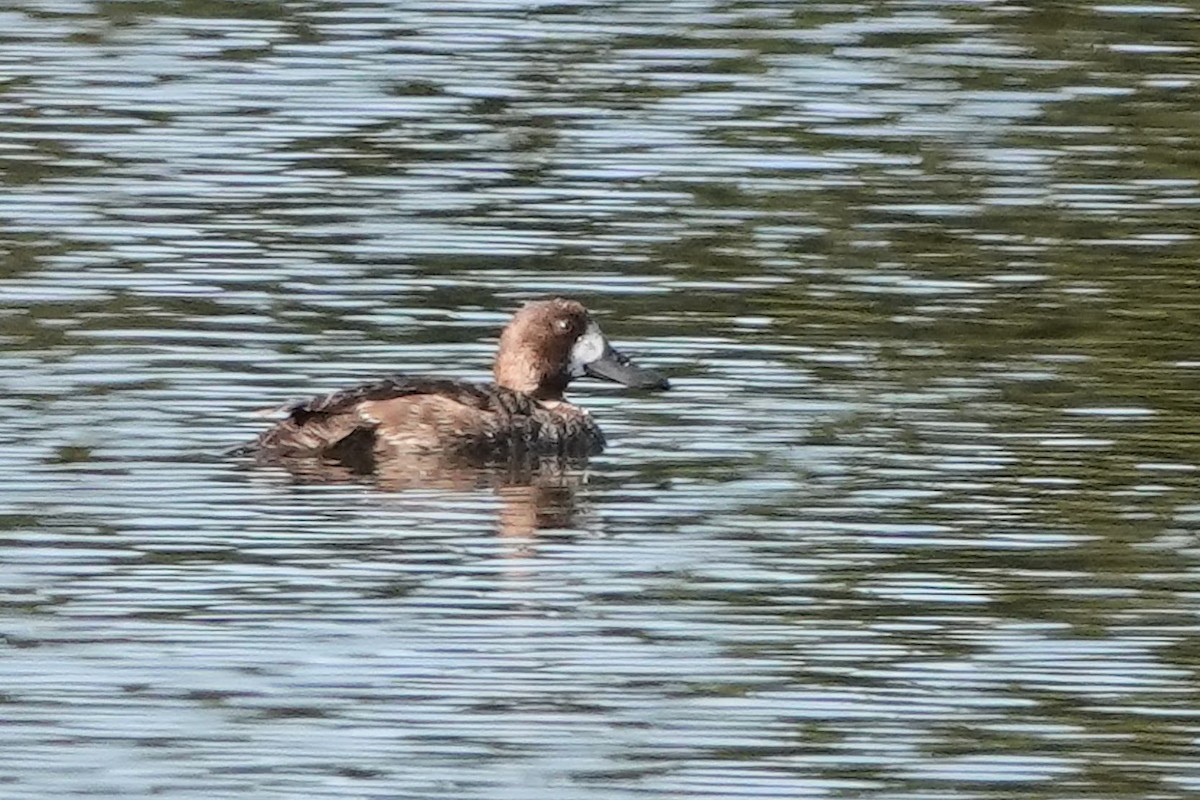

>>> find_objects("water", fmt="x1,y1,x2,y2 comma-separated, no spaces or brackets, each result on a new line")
3,1,1200,797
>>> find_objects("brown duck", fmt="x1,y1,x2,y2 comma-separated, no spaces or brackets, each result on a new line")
235,298,669,466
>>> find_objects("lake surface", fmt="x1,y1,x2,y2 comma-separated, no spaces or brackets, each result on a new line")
3,1,1200,797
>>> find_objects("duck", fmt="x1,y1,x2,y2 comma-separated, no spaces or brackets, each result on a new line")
234,298,669,466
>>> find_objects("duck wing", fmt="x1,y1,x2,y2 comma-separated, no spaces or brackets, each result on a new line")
235,375,543,459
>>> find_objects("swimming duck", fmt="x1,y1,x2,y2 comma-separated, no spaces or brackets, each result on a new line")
236,298,669,465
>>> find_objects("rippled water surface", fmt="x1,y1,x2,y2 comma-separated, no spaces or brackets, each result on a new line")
3,1,1200,797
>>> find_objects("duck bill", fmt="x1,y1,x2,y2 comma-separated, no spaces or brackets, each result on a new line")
583,343,670,390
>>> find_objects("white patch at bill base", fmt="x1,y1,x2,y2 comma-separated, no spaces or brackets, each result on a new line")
568,323,607,376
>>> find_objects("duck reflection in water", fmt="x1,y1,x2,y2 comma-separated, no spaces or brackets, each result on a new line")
268,452,586,539
232,298,669,534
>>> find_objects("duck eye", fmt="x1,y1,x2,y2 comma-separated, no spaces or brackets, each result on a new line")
556,318,572,332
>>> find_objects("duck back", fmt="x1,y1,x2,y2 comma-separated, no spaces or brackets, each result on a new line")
239,375,605,463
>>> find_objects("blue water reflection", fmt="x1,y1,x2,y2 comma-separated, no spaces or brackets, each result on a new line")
2,0,1200,798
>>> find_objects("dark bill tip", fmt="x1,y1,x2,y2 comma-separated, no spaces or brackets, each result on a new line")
583,345,670,391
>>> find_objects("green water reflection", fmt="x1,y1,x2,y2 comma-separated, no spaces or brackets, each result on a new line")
1,1,1199,798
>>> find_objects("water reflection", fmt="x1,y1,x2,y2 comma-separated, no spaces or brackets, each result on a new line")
243,451,587,539
3,0,1200,798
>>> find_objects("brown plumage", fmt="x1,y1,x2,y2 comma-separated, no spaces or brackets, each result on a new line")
233,298,669,467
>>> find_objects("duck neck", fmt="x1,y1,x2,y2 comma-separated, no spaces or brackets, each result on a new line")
494,359,567,402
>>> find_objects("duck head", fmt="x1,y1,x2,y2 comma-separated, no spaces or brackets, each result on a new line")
493,298,670,401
